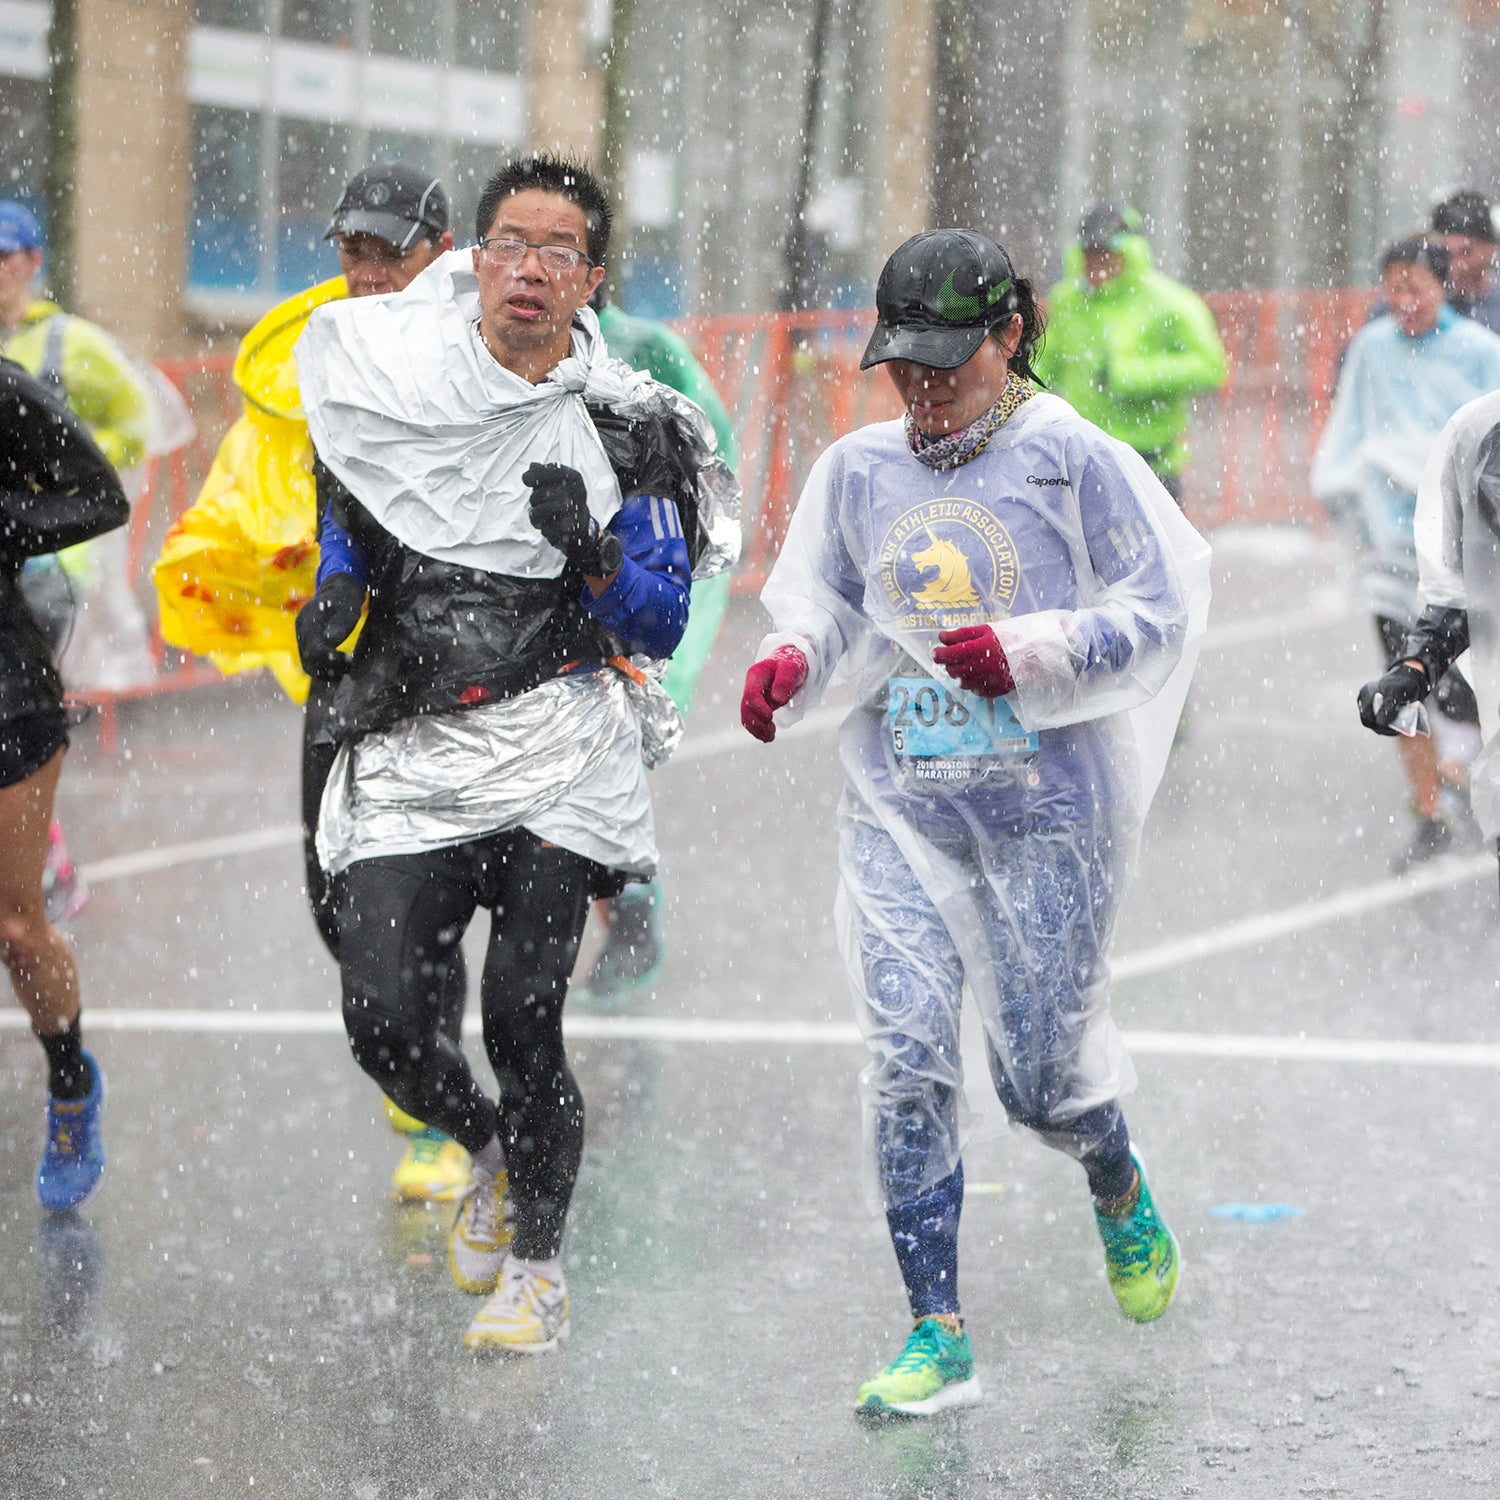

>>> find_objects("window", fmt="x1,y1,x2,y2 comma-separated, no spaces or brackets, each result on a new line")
275,118,351,293
0,77,46,206
186,0,525,307
193,0,268,30
281,0,353,48
369,0,439,63
190,105,263,292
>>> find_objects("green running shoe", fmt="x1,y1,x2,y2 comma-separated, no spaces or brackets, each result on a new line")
855,1317,982,1417
1095,1148,1180,1323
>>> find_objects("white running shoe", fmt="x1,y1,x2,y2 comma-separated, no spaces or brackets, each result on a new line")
463,1260,570,1353
447,1168,514,1295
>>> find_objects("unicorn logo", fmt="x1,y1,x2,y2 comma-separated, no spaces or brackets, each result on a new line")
910,528,979,609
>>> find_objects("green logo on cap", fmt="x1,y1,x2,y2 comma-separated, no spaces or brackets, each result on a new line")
936,270,1013,322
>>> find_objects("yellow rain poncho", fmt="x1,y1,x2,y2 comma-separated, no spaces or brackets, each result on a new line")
152,277,349,701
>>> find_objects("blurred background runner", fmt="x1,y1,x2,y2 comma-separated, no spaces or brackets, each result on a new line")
150,163,466,1206
1036,202,1227,504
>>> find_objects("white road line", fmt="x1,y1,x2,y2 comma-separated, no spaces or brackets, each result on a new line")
1112,851,1495,981
2,1008,1498,1068
81,824,301,884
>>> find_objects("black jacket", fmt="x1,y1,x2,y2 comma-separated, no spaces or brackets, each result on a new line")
312,398,705,745
1,358,129,725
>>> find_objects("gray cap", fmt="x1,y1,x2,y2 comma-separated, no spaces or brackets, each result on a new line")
324,162,448,251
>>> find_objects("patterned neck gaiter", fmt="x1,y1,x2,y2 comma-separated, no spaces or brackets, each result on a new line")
905,371,1036,471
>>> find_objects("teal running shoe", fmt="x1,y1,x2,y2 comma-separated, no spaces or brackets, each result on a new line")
855,1317,981,1416
1094,1147,1180,1323
36,1050,105,1212
581,881,661,1005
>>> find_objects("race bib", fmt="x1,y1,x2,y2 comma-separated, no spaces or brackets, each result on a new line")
886,676,1039,758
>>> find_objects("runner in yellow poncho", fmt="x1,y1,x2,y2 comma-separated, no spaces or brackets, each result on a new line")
152,164,459,1202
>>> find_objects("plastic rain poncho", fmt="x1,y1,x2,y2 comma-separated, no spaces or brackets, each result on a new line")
758,393,1210,1206
1312,308,1500,628
1414,388,1500,838
153,276,348,703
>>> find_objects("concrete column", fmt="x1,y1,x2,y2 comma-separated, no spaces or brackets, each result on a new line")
71,0,192,357
867,0,934,270
526,0,605,162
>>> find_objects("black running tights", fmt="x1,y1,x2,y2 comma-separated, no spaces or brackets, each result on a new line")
339,829,594,1259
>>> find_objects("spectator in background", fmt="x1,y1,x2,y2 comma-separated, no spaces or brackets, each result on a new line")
1313,233,1500,872
1035,202,1226,503
1431,190,1500,335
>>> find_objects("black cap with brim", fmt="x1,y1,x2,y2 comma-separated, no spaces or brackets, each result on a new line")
859,320,990,372
860,228,1018,371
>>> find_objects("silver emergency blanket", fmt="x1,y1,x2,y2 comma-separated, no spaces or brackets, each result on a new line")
296,249,740,875
758,393,1211,1206
317,667,663,876
294,248,739,582
1415,388,1500,838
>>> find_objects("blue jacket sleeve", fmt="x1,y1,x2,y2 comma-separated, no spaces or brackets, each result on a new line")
313,459,371,590
581,493,692,658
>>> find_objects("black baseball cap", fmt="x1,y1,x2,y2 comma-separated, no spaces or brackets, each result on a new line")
860,229,1019,371
1431,190,1497,244
324,162,449,251
1078,201,1143,252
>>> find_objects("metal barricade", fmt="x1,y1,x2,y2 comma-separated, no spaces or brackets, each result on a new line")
68,290,1377,742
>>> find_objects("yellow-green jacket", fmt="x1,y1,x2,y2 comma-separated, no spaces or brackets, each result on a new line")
152,277,346,702
3,298,151,471
1036,235,1226,479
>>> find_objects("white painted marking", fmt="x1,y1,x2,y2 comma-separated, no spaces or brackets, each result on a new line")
80,824,301,884
1112,852,1495,981
3,1009,1499,1069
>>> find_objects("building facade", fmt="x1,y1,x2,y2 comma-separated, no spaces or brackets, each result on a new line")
1,0,1499,356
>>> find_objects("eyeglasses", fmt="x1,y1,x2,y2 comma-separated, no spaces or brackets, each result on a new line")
477,237,593,275
334,233,427,266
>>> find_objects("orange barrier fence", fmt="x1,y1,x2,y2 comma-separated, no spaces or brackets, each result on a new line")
79,288,1377,739
683,288,1381,591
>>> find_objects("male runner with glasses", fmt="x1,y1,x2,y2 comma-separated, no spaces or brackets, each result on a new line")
152,164,468,1203
294,154,736,1351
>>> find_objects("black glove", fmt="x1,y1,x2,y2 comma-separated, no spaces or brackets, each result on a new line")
523,462,609,574
295,571,366,681
1357,661,1428,736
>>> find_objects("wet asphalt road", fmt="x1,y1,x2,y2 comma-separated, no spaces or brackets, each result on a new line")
2,528,1498,1499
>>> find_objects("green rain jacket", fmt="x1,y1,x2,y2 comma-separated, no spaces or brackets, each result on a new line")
3,298,151,472
1035,235,1226,479
596,303,737,466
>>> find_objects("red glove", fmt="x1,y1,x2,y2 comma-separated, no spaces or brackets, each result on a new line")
933,625,1015,698
741,646,809,742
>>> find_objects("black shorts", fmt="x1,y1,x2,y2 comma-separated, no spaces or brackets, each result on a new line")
0,707,68,789
1375,615,1480,727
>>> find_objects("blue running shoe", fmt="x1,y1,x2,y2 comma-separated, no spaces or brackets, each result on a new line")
36,1051,105,1212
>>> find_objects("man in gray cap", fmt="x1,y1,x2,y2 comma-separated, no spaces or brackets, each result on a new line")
1431,190,1500,334
152,162,464,1205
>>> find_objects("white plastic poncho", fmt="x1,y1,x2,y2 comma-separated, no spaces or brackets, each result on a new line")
1414,388,1500,839
759,393,1211,1206
293,249,738,876
1311,310,1500,628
